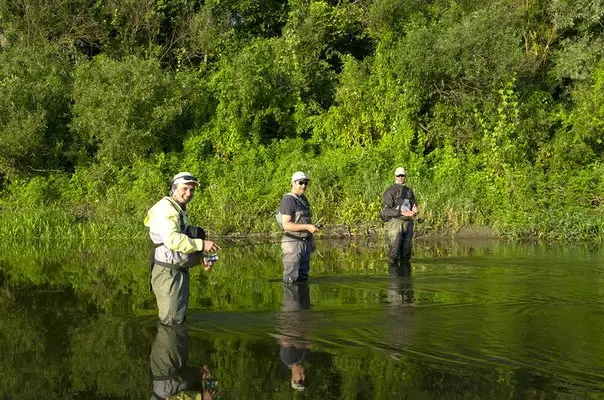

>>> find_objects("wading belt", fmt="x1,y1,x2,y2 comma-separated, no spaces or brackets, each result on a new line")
148,243,193,292
284,232,310,241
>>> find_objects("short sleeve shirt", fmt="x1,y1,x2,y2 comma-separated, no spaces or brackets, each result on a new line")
279,194,299,218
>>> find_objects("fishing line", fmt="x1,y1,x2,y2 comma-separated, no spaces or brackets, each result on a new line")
211,224,327,250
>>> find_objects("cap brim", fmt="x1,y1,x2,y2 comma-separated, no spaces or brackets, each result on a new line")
174,179,199,186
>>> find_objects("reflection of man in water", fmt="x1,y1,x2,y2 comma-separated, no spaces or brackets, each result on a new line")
278,284,311,392
388,260,414,304
149,323,219,400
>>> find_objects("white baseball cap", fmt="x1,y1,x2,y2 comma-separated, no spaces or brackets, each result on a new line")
291,171,309,182
394,167,406,176
171,171,199,186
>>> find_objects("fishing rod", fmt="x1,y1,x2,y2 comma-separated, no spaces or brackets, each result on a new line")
212,223,327,250
198,223,328,268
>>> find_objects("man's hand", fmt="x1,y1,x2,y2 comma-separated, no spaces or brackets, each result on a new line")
203,240,220,253
202,257,213,271
401,206,417,217
202,365,211,379
203,389,219,400
308,224,319,233
201,365,219,399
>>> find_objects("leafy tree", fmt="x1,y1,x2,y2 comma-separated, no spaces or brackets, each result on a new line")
552,61,604,168
0,0,108,52
206,0,289,39
0,43,73,177
70,55,202,167
284,0,374,110
203,38,302,156
549,0,604,82
182,0,289,66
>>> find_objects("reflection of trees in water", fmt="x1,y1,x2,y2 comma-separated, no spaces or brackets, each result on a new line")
0,289,46,398
0,283,568,400
69,316,152,396
411,237,567,258
0,239,588,314
0,283,150,399
0,241,598,398
0,241,152,312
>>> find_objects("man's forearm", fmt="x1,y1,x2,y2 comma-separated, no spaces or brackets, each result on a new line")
283,221,313,232
162,231,205,253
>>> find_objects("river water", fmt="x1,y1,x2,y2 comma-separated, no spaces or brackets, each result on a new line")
1,237,603,399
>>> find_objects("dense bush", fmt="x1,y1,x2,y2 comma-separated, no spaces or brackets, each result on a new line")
0,0,603,241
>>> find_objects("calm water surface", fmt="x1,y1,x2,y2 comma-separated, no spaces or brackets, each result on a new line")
1,238,603,399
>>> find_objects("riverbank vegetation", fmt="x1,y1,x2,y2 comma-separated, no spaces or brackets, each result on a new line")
0,0,603,241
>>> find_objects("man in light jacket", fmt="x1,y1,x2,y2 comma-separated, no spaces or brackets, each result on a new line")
145,172,220,326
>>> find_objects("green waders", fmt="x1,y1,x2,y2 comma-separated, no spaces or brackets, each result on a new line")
385,218,414,264
151,265,190,326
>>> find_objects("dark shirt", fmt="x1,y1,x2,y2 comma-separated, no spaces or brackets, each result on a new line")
381,184,416,220
280,194,310,219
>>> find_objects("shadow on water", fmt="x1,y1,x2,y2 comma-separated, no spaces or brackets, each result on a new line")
1,238,604,398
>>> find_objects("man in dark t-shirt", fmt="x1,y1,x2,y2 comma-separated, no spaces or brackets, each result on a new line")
279,171,319,283
381,167,418,264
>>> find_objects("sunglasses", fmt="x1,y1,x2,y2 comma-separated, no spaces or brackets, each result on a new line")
297,180,310,186
396,174,406,177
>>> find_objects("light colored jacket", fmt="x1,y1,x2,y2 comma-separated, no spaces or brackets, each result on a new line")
144,196,204,268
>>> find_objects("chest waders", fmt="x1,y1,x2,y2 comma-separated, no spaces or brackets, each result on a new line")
282,194,313,284
148,201,187,292
148,199,205,291
148,198,204,326
384,186,415,264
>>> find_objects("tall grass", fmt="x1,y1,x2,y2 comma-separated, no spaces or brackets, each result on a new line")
0,143,602,242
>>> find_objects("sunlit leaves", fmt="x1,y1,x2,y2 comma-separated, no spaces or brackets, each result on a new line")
71,55,188,166
0,43,72,177
205,38,301,156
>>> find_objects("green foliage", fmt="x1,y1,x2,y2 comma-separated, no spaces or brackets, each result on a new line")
0,0,107,48
556,61,604,166
474,81,523,172
0,0,603,241
549,0,604,82
0,43,73,177
284,0,373,111
182,0,289,67
204,38,302,156
367,0,432,38
71,55,192,166
313,56,382,147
